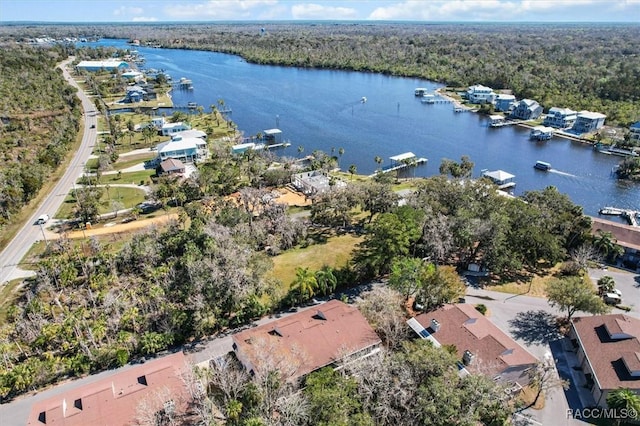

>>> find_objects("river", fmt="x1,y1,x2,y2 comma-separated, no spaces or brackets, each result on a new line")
83,39,639,217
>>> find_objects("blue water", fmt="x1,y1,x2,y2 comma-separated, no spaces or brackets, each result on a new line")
84,39,639,216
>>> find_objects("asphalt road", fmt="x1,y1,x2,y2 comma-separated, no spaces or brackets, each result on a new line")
0,57,97,284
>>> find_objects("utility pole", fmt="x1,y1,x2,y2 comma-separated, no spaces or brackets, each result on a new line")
39,223,48,248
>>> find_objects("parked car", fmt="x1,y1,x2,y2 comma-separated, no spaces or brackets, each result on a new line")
603,293,622,305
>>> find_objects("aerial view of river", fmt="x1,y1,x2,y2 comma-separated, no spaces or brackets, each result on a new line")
84,39,639,217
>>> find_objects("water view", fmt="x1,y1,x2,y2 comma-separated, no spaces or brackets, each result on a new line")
87,39,639,216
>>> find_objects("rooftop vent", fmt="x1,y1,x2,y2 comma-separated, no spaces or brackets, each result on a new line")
313,310,327,321
430,319,441,333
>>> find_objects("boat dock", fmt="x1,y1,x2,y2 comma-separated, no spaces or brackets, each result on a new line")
598,207,640,226
369,152,427,177
481,169,516,191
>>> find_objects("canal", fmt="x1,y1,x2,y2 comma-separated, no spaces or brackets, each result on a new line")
85,39,639,216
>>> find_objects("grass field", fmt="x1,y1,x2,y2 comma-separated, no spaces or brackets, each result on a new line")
268,233,363,291
55,186,147,219
488,265,595,297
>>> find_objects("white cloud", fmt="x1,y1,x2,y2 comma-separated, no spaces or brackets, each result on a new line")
164,0,278,19
132,16,158,22
367,0,627,21
291,3,358,19
113,6,144,16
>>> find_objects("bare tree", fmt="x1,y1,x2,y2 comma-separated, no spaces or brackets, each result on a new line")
357,286,409,350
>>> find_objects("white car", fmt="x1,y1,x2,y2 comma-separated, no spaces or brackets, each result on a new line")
35,214,49,225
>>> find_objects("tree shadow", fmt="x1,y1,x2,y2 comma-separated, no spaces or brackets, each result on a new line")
508,310,563,345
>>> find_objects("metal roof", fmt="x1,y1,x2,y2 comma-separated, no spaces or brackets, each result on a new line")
390,152,416,162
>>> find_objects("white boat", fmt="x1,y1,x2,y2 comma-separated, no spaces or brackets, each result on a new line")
534,161,552,171
361,96,367,103
415,87,427,96
598,207,624,215
421,94,436,104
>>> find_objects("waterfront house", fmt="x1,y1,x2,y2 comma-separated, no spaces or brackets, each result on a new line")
174,129,207,140
292,170,345,196
232,300,381,382
161,121,191,136
156,135,207,163
482,169,516,190
410,304,537,389
121,70,144,82
629,121,640,143
26,352,190,426
488,115,506,127
573,111,606,134
511,99,543,121
494,94,516,112
124,85,146,103
465,84,496,104
543,107,578,129
76,59,129,72
569,314,640,408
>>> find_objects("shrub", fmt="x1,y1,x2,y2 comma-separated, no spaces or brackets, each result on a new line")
475,304,487,315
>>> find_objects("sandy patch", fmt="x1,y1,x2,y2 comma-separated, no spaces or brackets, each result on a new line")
275,187,311,207
55,214,179,239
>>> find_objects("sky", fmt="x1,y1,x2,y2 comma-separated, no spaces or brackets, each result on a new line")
1,0,639,23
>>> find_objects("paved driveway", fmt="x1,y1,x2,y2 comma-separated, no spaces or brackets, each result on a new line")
587,267,639,317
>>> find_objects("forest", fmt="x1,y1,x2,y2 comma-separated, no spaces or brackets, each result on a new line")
0,44,81,230
2,22,639,125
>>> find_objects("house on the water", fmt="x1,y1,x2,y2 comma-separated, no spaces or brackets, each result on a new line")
543,107,578,129
409,304,537,390
482,169,516,190
121,70,144,82
156,134,207,163
573,111,606,134
76,59,129,72
124,85,147,103
630,121,640,143
466,84,496,104
232,300,381,381
161,121,191,136
569,314,640,407
511,99,543,121
488,115,506,127
292,170,345,196
494,94,516,112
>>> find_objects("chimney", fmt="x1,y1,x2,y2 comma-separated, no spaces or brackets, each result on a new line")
463,350,475,366
430,319,440,333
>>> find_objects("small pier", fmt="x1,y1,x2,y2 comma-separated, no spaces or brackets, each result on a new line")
598,207,640,226
369,152,427,177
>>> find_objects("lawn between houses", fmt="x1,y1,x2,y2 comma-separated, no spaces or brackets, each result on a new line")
55,185,147,219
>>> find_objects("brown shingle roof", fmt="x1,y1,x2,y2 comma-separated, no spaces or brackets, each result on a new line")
232,300,381,379
27,352,189,426
572,314,640,391
159,158,185,173
415,304,537,378
591,217,640,251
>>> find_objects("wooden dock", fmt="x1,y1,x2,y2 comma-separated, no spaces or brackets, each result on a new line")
369,152,427,177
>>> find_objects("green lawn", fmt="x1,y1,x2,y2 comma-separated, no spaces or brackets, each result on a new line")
268,233,362,291
56,186,147,219
112,153,157,171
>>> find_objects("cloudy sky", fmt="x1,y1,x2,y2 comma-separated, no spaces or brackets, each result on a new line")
2,0,639,22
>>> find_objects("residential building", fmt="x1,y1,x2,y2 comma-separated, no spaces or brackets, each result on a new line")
158,158,186,176
573,111,606,134
151,117,166,130
75,59,128,72
292,170,346,196
629,121,640,143
591,217,640,271
156,135,207,163
494,94,516,112
161,121,191,136
121,70,144,81
466,84,496,104
232,300,381,381
511,99,543,121
27,352,190,426
124,85,146,103
174,129,207,140
543,107,578,129
411,304,538,388
569,314,640,407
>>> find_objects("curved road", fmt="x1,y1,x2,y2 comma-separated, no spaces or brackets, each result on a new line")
0,57,97,284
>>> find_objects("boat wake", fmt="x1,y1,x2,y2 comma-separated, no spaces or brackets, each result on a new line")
549,169,576,177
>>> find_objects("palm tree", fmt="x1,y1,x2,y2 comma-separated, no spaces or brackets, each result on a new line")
348,164,357,180
597,275,616,295
297,145,304,158
593,230,624,262
315,266,338,296
291,267,318,304
374,155,383,170
337,147,345,168
606,388,640,425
